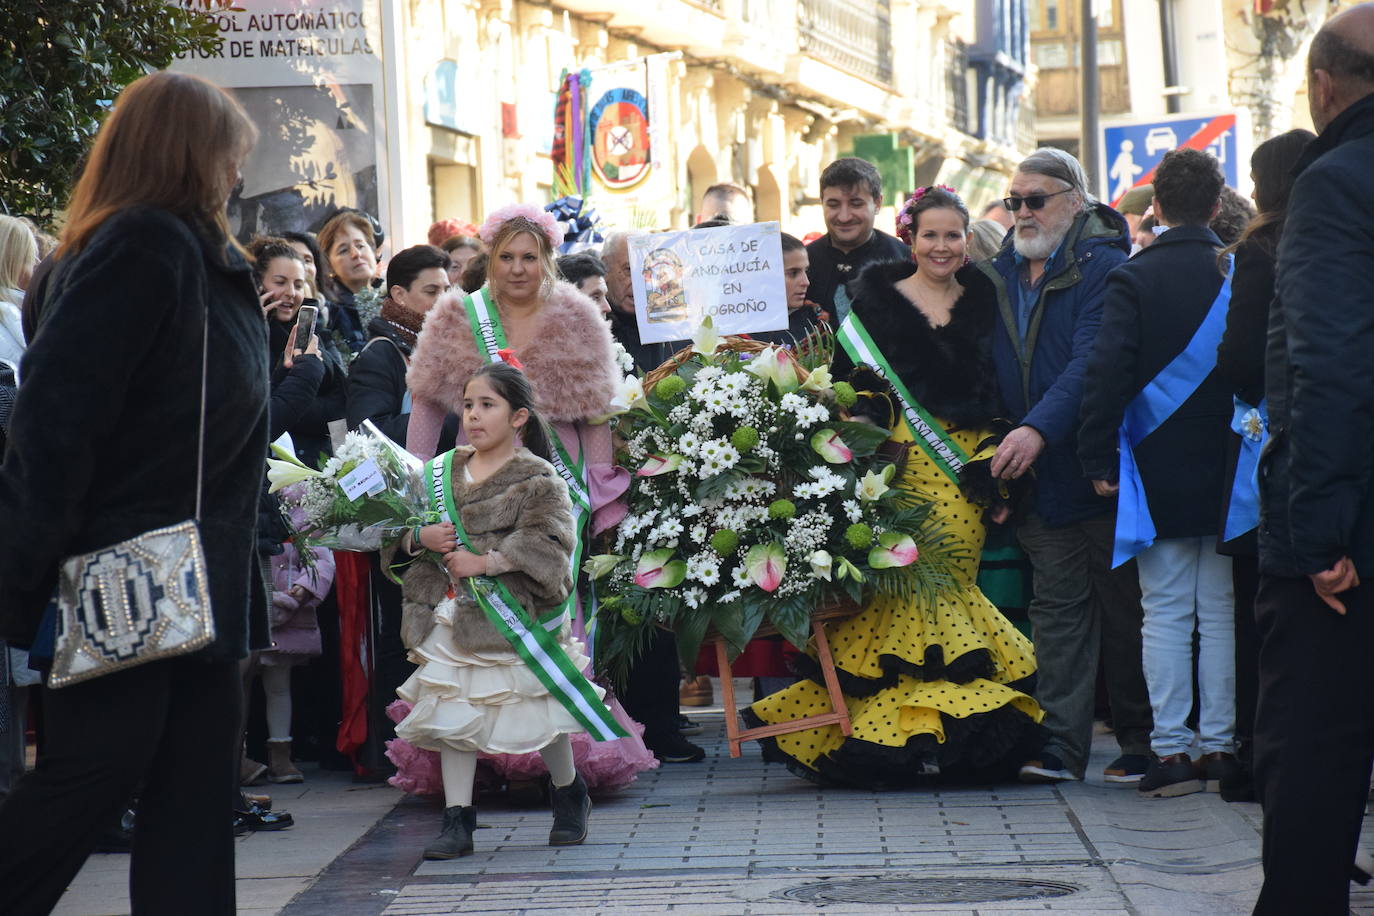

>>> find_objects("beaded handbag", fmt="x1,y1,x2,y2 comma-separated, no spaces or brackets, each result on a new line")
48,310,215,688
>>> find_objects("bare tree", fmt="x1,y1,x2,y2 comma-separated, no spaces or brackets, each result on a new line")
1226,0,1337,143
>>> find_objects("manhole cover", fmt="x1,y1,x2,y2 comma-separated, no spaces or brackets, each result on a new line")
777,876,1080,905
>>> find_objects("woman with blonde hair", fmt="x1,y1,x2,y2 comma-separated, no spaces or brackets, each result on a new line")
0,216,37,370
0,71,267,914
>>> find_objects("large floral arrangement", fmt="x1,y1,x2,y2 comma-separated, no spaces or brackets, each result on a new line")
591,321,959,679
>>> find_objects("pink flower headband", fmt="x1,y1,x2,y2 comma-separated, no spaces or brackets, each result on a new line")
478,203,562,251
896,184,962,245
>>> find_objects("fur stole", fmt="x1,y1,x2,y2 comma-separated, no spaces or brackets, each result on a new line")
847,260,1003,429
406,281,618,423
397,447,575,654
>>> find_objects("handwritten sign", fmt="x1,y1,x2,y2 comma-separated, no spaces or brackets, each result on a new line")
629,222,787,344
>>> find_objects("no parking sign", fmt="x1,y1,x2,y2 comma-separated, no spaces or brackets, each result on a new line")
1100,111,1252,208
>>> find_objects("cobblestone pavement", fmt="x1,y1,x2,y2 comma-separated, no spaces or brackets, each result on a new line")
52,684,1374,915
279,686,1374,916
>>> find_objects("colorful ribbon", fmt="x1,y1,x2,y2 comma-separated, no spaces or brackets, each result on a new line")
544,195,604,254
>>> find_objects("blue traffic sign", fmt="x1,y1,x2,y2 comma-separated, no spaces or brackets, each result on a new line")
1102,112,1242,208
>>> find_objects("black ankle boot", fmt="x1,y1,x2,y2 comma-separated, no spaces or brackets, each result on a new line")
548,773,590,846
423,805,476,860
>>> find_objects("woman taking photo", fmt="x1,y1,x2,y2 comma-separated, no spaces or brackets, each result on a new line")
0,71,267,914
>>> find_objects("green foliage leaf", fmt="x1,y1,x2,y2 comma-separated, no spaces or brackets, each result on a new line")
674,606,711,676
0,0,230,225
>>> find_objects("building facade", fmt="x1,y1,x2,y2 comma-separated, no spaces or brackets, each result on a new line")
390,0,1035,245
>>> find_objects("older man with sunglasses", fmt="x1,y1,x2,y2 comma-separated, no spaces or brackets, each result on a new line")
974,148,1153,786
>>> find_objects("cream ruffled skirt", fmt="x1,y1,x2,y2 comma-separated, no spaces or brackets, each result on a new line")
393,595,604,756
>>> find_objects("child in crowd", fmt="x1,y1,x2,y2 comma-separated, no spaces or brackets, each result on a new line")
394,362,617,859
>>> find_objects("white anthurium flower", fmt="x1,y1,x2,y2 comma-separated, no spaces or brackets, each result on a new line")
800,364,834,393
266,458,325,494
808,549,834,581
691,315,722,358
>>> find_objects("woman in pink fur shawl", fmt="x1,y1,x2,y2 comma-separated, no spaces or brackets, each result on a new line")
388,203,657,795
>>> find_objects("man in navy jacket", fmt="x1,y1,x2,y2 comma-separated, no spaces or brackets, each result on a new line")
1078,149,1234,800
975,148,1152,786
1253,5,1374,911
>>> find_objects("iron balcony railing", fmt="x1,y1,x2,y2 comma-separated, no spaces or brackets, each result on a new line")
798,0,893,85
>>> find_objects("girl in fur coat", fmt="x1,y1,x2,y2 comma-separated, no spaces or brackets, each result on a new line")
397,362,609,858
389,204,656,795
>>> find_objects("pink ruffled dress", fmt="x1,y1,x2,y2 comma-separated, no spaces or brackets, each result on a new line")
387,412,656,794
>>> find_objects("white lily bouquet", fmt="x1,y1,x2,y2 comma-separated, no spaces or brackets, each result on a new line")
266,420,430,555
591,321,958,678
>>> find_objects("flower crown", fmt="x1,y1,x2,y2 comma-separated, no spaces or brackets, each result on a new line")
895,184,962,245
478,203,563,251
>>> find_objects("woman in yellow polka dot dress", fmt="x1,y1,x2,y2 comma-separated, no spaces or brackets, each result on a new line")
747,187,1046,787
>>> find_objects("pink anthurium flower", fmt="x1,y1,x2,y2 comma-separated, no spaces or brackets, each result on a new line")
633,549,687,588
868,532,920,569
810,429,854,464
745,543,787,592
636,454,684,477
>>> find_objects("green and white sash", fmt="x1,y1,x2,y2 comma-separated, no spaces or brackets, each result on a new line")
462,287,594,635
428,451,627,741
836,312,970,483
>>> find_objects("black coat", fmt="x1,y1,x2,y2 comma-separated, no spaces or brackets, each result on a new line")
345,318,457,450
346,318,414,444
805,229,911,323
1078,224,1232,541
607,306,679,375
1260,92,1374,578
834,260,1003,429
1214,233,1279,557
268,317,347,463
0,207,270,659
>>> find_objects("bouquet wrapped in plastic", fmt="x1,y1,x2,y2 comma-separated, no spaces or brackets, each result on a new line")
267,420,430,554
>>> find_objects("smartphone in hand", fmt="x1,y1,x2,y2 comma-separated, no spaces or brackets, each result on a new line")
293,300,319,354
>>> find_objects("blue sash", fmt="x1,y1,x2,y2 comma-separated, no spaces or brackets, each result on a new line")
1112,269,1233,567
1223,397,1267,542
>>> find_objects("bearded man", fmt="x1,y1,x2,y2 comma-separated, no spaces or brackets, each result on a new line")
975,147,1154,787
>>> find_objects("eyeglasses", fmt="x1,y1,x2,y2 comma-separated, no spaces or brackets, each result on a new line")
1002,188,1073,212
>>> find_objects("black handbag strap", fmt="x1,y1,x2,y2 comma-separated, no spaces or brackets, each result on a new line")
195,302,208,523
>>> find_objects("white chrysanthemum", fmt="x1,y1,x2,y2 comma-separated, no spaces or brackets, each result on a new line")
843,499,864,523
719,589,742,604
779,392,807,414
690,523,708,544
681,503,705,518
695,366,724,384
730,564,752,588
683,587,707,609
679,432,702,456
686,553,721,586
